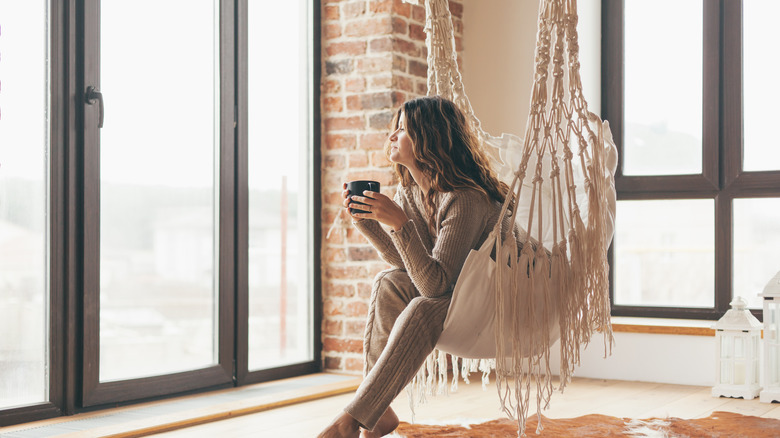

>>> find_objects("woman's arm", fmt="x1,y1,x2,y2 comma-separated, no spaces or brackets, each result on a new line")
346,185,406,268
389,191,488,298
353,220,404,268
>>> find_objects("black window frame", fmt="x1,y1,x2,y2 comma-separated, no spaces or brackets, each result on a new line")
0,0,322,427
603,0,780,321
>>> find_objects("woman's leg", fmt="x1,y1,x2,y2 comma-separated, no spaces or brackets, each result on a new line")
362,269,420,374
345,293,451,431
318,269,419,438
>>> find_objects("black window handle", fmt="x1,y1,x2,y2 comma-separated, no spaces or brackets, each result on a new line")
85,86,104,128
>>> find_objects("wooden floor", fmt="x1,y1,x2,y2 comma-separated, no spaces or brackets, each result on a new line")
146,376,780,437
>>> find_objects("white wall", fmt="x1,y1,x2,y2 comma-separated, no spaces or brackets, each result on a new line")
462,0,601,137
461,1,717,388
553,331,716,387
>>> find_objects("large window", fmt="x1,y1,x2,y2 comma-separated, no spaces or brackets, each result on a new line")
0,0,49,411
604,0,780,319
0,0,320,426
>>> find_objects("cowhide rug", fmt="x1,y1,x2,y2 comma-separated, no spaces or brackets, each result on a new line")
393,411,780,437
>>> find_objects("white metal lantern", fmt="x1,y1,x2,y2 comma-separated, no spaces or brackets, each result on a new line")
712,296,762,399
760,271,780,403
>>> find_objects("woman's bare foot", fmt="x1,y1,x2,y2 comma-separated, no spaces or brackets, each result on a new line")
360,407,399,438
317,411,361,438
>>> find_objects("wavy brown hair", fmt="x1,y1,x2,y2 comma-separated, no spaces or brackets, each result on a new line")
386,95,510,232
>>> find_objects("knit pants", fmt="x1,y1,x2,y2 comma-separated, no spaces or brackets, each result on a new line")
344,269,451,430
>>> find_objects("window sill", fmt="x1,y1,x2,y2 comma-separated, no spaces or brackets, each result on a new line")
611,317,716,337
1,373,361,437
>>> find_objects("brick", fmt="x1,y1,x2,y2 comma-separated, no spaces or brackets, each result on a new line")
324,188,348,206
323,96,344,113
360,132,389,150
326,264,371,280
368,110,394,130
325,282,354,297
345,77,366,93
409,23,426,42
392,75,414,93
369,0,393,14
394,38,420,57
411,4,425,22
322,207,342,225
370,262,393,274
409,59,427,78
356,55,393,73
345,357,364,372
324,247,347,263
324,355,342,370
345,17,392,38
370,150,390,167
360,91,394,110
349,246,379,261
323,337,364,354
323,22,342,39
346,320,367,336
346,169,394,186
324,4,340,21
326,59,353,76
449,1,463,18
346,95,362,111
342,1,367,19
324,153,346,169
416,81,428,96
324,172,349,193
324,116,364,131
325,133,357,150
324,225,345,244
326,41,367,57
322,79,342,95
453,17,463,35
369,74,392,89
348,151,369,167
391,16,408,35
393,0,412,17
322,298,343,316
356,282,373,299
345,300,369,317
392,55,406,72
369,36,393,53
323,319,344,336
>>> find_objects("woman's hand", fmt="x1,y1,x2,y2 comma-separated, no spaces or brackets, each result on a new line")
342,183,408,231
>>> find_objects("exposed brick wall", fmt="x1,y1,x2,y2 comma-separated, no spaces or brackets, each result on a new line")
320,0,463,373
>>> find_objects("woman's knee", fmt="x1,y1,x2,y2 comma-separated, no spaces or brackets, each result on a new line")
403,296,450,325
372,269,415,304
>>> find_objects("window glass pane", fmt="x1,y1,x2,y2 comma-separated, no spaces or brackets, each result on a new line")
733,198,780,309
613,199,714,307
99,0,219,381
623,0,702,176
743,0,780,172
248,0,312,370
0,1,49,408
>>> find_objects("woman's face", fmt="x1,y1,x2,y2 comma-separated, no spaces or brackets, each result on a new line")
388,112,417,170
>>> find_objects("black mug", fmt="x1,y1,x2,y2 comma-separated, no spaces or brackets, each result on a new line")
347,180,380,214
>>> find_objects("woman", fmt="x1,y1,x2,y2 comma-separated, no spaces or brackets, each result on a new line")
318,96,513,438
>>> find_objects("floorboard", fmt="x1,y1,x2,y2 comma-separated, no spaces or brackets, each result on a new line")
145,376,780,437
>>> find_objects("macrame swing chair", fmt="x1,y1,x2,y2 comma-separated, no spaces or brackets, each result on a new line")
400,0,619,435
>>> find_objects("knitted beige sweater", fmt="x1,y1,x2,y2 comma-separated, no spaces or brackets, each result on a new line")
355,183,515,298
